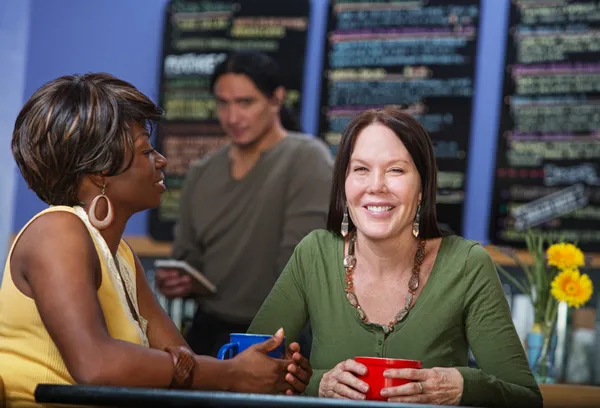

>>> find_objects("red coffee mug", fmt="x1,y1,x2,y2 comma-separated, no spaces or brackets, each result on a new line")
354,356,422,401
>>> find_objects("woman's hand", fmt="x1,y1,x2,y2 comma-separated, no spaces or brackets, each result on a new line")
284,342,313,395
318,359,369,400
229,328,292,394
380,367,464,405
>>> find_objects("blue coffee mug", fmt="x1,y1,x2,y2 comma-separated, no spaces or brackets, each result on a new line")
217,333,286,360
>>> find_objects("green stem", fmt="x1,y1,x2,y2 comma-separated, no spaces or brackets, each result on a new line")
544,296,556,326
496,264,532,302
538,303,559,382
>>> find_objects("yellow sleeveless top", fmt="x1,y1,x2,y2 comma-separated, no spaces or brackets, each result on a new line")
0,206,147,406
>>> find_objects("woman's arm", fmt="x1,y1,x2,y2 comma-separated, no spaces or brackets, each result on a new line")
249,236,317,394
18,212,291,393
458,244,542,408
128,241,188,350
249,236,312,345
18,212,175,387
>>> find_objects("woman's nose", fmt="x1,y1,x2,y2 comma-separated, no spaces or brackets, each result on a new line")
156,151,167,168
366,172,387,194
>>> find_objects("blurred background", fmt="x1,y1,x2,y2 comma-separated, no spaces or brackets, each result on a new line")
1,0,599,388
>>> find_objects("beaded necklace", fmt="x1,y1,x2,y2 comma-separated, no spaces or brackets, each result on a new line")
343,230,426,333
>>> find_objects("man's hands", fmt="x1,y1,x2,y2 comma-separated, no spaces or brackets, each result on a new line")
155,268,196,298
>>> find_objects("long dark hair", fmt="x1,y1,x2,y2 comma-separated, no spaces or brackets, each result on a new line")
327,108,444,239
210,51,300,131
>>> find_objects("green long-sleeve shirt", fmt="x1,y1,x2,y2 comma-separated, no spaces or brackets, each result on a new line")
248,230,542,407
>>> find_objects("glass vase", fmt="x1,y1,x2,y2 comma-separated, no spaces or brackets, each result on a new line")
527,322,558,384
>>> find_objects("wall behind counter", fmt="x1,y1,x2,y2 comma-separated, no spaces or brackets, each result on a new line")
10,0,509,245
11,0,170,236
0,0,31,279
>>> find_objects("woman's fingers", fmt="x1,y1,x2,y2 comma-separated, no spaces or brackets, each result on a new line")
381,381,423,398
332,381,366,400
287,362,310,384
285,372,306,393
336,370,369,394
340,359,367,376
384,368,428,380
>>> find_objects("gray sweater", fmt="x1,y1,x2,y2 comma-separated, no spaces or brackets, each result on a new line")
172,133,334,322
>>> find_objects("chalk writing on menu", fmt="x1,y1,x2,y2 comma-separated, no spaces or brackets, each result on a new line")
489,0,600,251
149,0,310,241
319,0,482,235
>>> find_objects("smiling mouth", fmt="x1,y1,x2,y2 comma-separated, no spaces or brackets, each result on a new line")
365,205,394,213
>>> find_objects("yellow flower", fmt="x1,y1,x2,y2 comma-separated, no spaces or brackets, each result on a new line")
551,268,593,308
546,243,585,270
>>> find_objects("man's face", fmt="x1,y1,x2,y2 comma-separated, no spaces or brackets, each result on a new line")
214,73,281,149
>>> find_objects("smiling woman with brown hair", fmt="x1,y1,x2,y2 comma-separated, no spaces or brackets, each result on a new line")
0,73,310,406
249,107,542,407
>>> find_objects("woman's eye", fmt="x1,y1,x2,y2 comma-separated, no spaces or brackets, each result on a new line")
353,167,368,172
143,147,156,155
391,168,404,173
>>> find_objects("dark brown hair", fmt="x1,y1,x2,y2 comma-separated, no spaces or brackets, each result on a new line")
12,73,163,206
326,108,444,239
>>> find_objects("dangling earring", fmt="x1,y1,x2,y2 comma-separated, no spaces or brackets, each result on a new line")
341,206,349,237
88,184,114,230
412,203,421,238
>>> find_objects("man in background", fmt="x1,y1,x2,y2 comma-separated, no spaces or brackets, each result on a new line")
156,51,333,356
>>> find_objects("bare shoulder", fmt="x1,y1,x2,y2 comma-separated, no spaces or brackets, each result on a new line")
11,210,99,295
16,210,92,252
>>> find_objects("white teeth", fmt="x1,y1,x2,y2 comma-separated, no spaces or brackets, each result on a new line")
158,180,164,185
367,206,392,213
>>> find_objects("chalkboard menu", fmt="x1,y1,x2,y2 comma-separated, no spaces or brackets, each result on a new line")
319,0,482,235
489,0,600,251
149,0,310,241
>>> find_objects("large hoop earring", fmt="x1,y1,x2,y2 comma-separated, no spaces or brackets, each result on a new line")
412,203,421,238
88,184,114,230
341,206,349,237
